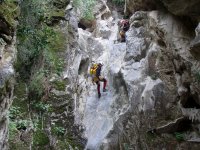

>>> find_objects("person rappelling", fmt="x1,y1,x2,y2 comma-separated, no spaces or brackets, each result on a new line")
89,62,107,98
118,18,130,42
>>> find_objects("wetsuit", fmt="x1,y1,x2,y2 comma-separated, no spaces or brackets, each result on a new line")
95,65,107,98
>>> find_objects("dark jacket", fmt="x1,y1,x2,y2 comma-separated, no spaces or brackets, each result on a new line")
120,20,129,32
96,66,101,78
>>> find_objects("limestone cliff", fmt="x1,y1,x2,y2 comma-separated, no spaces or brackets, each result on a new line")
100,0,200,149
1,0,86,149
72,0,200,149
1,0,200,149
0,0,19,149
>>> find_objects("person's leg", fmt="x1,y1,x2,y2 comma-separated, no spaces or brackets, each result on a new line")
121,31,125,42
99,78,107,91
103,78,107,90
96,81,101,98
120,31,124,42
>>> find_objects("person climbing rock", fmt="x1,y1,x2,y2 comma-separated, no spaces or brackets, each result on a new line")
90,63,107,98
118,18,129,42
119,19,129,32
119,30,126,42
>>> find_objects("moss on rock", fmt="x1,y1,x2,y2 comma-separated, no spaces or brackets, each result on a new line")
52,80,66,91
33,129,49,147
0,0,20,27
13,81,26,99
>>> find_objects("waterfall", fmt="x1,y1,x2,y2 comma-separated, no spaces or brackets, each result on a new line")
76,13,127,149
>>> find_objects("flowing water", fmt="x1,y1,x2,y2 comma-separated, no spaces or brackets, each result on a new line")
77,17,127,149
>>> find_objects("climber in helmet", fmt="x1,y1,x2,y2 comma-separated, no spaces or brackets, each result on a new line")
89,63,107,98
118,18,129,42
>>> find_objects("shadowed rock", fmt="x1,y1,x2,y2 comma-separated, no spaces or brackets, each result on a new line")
148,117,191,134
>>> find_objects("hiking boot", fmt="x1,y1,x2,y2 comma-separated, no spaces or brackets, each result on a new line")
103,88,107,92
98,93,101,98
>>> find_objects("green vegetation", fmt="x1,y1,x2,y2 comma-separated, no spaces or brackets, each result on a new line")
195,72,200,82
112,0,125,5
150,74,158,80
9,106,21,120
9,121,18,140
10,0,68,148
52,126,65,136
52,80,66,91
16,120,30,130
8,0,85,149
33,102,52,113
174,132,184,141
123,143,130,150
33,129,50,147
15,0,66,101
0,0,20,27
9,106,30,130
16,25,65,79
145,131,157,143
73,0,96,20
29,71,45,98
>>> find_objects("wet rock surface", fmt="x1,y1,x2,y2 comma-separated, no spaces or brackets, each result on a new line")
98,1,200,149
1,0,200,149
74,1,200,149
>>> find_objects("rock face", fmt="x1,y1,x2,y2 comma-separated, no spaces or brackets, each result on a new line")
71,0,200,149
0,36,16,150
0,1,19,149
0,10,17,150
1,0,200,149
99,1,200,149
0,0,86,149
190,23,200,59
125,0,200,20
159,0,200,18
124,0,157,16
103,10,200,149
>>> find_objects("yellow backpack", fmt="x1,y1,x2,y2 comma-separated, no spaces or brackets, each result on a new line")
89,63,98,76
